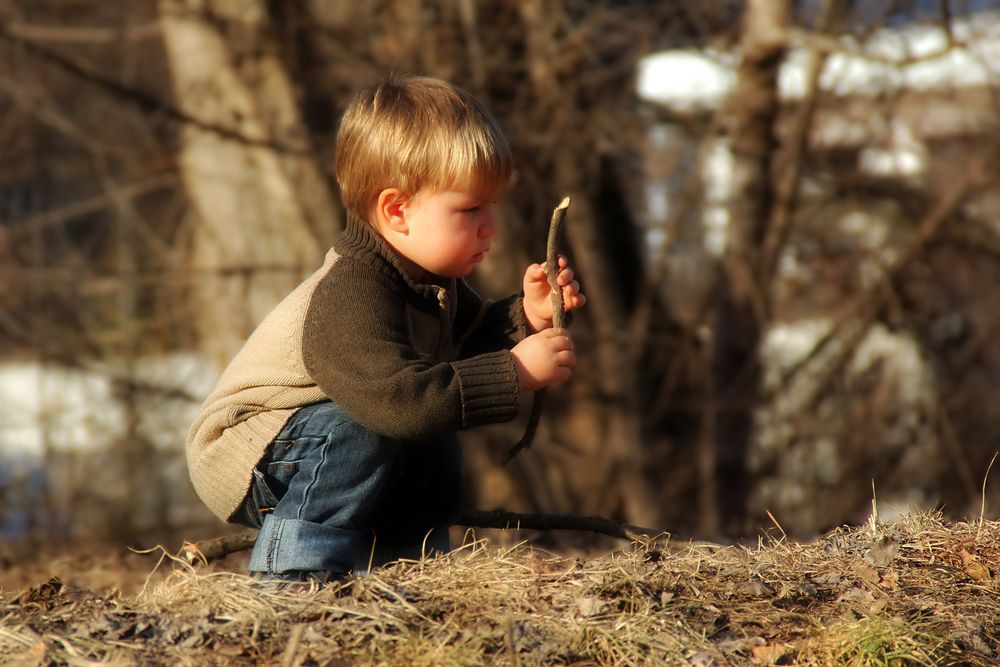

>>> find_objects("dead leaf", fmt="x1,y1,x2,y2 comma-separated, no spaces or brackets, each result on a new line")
851,563,880,586
837,586,875,605
880,570,899,590
751,642,789,665
864,539,899,568
575,596,603,617
960,549,992,581
14,577,65,610
738,580,775,598
718,636,765,653
812,572,844,588
964,560,991,581
686,649,718,666
29,639,47,663
792,581,818,598
215,644,246,657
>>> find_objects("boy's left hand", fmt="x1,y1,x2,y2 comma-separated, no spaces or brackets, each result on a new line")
523,255,586,333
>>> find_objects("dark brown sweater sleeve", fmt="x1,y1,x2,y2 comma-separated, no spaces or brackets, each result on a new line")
301,264,520,441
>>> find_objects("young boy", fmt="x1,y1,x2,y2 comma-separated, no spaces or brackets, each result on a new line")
185,75,585,583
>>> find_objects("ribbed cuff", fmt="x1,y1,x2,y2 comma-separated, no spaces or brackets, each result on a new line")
453,351,520,428
506,293,530,343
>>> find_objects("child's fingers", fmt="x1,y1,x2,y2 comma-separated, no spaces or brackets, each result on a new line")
560,279,580,297
526,263,547,284
555,349,576,368
556,267,575,286
542,256,569,271
563,285,586,310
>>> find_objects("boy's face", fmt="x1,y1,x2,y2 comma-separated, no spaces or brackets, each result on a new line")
393,186,498,280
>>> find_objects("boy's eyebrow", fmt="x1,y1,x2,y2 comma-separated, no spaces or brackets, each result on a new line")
448,189,492,203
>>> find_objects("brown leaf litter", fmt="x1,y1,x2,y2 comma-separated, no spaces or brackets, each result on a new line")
1,512,998,665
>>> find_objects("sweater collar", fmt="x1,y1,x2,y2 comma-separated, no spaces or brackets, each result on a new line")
336,214,455,304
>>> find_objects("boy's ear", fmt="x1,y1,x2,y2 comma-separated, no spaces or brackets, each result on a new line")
376,188,409,234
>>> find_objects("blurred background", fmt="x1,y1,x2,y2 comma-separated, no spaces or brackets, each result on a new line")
3,0,1000,558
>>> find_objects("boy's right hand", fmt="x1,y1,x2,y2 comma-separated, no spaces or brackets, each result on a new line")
510,328,576,392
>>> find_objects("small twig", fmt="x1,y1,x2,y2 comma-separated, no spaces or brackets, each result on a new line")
869,479,879,535
281,624,305,667
501,400,542,464
503,197,571,464
765,510,787,542
459,508,663,541
180,507,666,564
505,615,522,667
978,451,998,537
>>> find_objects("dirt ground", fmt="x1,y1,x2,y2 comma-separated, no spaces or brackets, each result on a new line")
1,513,998,665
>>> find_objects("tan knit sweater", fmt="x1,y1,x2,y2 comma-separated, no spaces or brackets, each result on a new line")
187,218,525,521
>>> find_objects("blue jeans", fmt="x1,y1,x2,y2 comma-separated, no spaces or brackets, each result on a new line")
235,401,462,576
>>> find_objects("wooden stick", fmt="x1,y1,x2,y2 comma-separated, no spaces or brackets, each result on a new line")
546,196,571,328
180,507,665,564
459,508,662,541
503,196,571,464
182,529,259,564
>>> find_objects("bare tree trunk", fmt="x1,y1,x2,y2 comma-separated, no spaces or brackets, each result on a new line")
711,0,789,535
158,0,341,366
512,0,661,529
561,192,661,529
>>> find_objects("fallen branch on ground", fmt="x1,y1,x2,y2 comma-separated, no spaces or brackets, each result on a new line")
182,529,259,563
458,508,664,541
181,507,666,564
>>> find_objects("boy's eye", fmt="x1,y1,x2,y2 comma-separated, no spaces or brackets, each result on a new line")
461,201,495,214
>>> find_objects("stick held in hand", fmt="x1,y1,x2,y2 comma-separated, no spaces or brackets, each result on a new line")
503,196,571,464
546,196,571,328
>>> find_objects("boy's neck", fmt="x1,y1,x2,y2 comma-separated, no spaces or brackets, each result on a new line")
389,247,431,284
355,215,439,286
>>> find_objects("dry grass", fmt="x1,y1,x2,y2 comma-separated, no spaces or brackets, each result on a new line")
1,512,999,665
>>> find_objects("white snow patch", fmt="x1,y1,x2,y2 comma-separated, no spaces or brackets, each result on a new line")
637,12,1000,109
0,354,217,461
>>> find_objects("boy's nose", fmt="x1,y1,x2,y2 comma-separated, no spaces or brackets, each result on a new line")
479,212,497,238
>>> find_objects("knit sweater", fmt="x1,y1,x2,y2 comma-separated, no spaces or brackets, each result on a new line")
186,216,526,522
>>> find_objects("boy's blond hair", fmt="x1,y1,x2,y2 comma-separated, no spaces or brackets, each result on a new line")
335,75,512,222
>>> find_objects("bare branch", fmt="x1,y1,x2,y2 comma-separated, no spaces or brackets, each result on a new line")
0,22,312,155
759,0,839,294
4,21,161,44
2,175,176,237
773,142,1000,397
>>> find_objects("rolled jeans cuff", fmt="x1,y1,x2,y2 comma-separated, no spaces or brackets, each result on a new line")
248,515,364,575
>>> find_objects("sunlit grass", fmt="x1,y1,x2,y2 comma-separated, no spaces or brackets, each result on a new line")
810,615,965,667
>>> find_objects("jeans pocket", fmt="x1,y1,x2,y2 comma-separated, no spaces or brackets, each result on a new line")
248,461,298,526
263,460,300,501
233,459,302,529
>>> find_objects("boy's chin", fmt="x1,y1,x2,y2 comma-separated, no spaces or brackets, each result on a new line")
439,265,476,279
